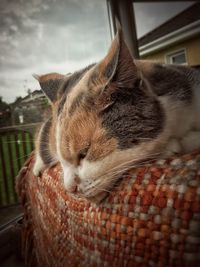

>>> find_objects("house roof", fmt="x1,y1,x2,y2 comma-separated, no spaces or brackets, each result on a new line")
138,2,200,47
21,90,45,103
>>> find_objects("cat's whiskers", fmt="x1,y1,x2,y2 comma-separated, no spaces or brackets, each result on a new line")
81,182,112,197
12,152,33,163
94,152,159,181
82,152,160,197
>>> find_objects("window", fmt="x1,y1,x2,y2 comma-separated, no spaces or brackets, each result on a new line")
132,1,197,63
0,0,110,105
166,49,187,65
0,0,110,208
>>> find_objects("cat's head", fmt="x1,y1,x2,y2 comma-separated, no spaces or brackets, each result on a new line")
35,31,165,201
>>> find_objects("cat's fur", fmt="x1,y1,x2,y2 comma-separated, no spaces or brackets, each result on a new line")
33,31,200,200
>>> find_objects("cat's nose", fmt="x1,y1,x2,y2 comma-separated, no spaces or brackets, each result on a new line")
64,176,81,193
74,175,81,184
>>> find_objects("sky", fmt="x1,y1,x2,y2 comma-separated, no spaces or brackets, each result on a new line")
134,1,195,37
0,0,195,103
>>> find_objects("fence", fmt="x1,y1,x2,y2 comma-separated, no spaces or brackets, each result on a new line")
0,123,40,207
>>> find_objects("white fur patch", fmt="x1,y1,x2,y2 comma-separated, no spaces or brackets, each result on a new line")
181,131,200,153
56,116,77,192
163,138,182,158
33,153,45,176
33,123,46,176
62,163,76,192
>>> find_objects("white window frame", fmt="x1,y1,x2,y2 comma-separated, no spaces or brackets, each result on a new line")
165,48,187,65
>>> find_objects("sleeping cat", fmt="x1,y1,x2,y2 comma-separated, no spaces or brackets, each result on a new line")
33,30,200,200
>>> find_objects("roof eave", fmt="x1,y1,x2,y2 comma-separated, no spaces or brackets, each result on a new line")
139,20,200,57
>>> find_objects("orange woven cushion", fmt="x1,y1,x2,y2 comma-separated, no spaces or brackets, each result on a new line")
16,151,200,267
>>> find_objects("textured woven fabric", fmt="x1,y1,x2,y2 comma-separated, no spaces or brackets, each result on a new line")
16,151,200,267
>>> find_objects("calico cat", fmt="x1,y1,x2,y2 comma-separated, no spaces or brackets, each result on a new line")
33,30,200,201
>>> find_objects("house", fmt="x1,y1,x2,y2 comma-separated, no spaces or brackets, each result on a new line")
138,3,200,66
11,90,49,125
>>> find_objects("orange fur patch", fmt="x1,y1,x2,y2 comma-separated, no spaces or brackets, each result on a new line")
38,73,65,83
59,108,118,166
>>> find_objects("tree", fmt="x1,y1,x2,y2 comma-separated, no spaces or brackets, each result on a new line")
0,96,11,127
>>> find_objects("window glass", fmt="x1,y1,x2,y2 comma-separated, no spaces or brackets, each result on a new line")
167,50,187,65
0,0,110,104
0,0,110,207
133,1,199,66
133,2,195,38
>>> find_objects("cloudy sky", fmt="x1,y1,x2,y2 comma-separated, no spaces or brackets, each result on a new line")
0,0,194,103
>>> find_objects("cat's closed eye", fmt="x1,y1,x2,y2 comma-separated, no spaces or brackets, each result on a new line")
78,146,89,162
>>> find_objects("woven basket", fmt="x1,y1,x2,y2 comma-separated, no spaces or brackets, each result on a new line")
16,151,200,267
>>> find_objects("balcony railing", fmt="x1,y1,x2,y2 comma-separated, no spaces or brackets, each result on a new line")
0,123,40,206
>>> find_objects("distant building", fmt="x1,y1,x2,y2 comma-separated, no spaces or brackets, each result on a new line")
139,3,200,66
11,90,49,125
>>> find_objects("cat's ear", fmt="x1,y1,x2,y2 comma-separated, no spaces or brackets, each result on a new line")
33,73,65,103
91,30,138,90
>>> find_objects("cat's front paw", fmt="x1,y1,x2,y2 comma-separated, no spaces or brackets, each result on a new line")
63,167,77,192
33,165,43,176
163,138,182,158
181,131,200,153
33,155,45,176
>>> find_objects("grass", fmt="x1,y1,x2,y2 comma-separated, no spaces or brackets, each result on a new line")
0,131,34,206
